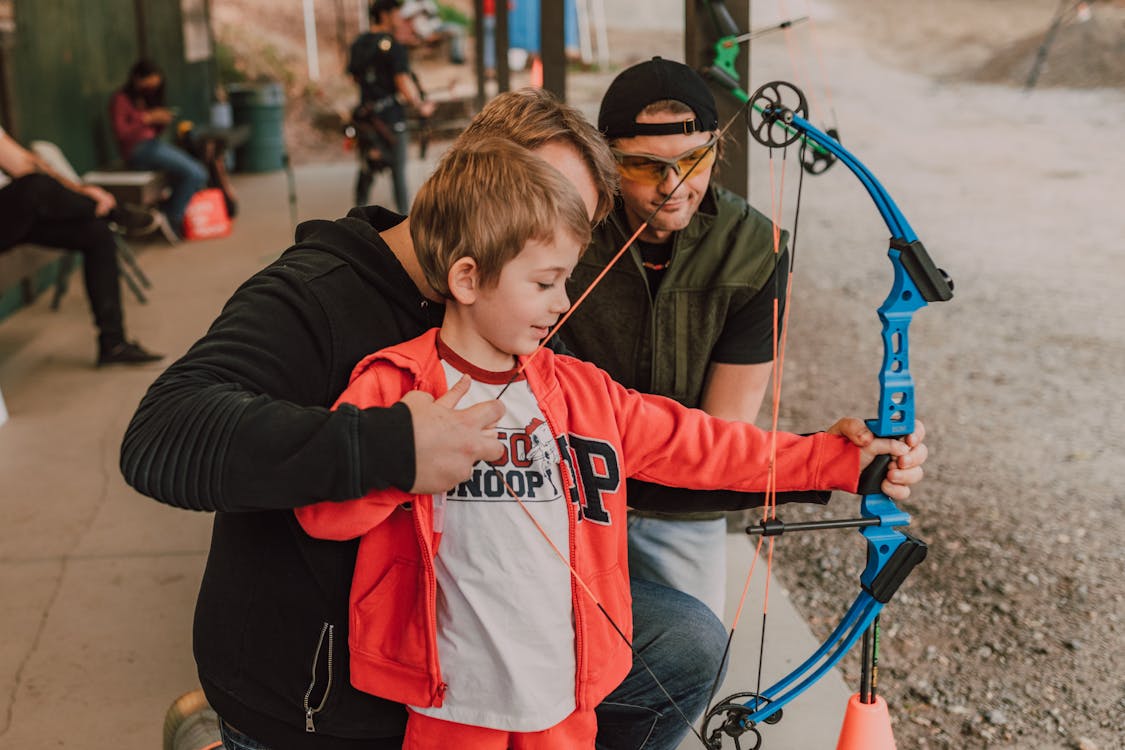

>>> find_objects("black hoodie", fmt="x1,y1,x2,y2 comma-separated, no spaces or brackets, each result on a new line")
121,207,440,748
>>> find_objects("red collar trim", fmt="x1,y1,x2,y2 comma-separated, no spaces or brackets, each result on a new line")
436,336,524,385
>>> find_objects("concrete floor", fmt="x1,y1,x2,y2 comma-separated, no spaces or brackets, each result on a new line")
0,161,850,748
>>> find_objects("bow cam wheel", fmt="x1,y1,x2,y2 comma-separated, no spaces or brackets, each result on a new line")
747,81,809,149
701,692,783,750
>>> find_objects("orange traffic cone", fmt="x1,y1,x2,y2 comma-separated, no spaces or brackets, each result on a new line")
529,56,544,87
835,693,897,750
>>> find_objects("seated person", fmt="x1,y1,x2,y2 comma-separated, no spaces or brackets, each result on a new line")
109,58,208,237
295,138,925,748
0,125,161,365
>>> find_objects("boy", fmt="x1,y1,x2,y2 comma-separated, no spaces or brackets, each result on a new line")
295,139,913,749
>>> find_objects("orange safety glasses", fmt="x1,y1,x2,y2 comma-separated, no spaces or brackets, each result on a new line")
611,136,718,185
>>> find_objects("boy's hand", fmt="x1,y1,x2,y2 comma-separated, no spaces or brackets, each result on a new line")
827,417,929,501
402,374,505,494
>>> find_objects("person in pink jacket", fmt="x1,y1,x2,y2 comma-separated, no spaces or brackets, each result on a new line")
296,138,925,749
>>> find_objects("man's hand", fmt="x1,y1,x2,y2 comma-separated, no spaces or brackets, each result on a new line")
401,374,505,494
80,184,117,217
145,108,176,126
828,417,929,501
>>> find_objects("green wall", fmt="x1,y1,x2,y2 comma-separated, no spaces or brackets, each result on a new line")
5,0,213,172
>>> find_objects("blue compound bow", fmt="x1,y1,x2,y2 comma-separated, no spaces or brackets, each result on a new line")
698,80,954,749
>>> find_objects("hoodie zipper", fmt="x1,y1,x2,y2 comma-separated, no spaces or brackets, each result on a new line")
303,623,335,732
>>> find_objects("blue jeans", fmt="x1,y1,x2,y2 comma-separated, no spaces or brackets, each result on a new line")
628,515,729,618
219,721,271,750
595,577,727,749
128,138,208,233
217,578,725,750
355,120,409,213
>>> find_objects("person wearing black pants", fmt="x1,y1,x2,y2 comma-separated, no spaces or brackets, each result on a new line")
0,127,161,365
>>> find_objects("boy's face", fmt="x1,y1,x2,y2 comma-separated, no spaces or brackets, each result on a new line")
454,230,581,370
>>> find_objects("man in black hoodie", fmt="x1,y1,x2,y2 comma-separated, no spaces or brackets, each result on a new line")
121,89,728,750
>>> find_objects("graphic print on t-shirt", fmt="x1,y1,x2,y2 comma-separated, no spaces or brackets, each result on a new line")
447,414,561,502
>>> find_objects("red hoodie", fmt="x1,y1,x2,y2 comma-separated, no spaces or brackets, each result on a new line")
295,328,860,713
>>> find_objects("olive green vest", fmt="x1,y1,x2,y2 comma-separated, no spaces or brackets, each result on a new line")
561,185,786,409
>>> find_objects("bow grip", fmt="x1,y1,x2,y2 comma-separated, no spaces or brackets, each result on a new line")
857,453,893,496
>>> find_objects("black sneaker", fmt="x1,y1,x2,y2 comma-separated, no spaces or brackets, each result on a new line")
107,204,160,236
98,340,164,366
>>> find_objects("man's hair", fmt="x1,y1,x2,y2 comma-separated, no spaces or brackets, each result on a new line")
455,88,618,225
369,0,401,23
411,137,593,298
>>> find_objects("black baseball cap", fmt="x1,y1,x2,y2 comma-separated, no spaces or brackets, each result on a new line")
598,57,719,140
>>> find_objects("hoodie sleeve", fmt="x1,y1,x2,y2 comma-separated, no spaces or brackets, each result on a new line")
119,261,416,512
295,360,416,539
563,360,860,496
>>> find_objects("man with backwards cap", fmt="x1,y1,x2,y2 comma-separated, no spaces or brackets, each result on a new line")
561,57,797,618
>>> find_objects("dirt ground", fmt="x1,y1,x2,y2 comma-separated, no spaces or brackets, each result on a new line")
212,0,1125,747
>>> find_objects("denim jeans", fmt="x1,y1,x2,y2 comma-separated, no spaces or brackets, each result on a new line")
219,721,272,750
128,138,208,233
628,515,729,618
216,578,725,750
355,120,409,213
0,173,126,347
595,577,727,750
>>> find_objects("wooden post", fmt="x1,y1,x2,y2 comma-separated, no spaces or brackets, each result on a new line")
473,0,486,109
686,0,750,199
496,0,510,93
540,0,566,100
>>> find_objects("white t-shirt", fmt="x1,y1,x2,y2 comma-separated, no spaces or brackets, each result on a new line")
411,352,577,731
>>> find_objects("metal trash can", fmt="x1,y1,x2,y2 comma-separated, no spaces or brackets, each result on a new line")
228,82,286,172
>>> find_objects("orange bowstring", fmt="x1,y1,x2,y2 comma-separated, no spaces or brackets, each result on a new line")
495,463,706,746
724,142,791,635
779,0,837,128
511,218,649,378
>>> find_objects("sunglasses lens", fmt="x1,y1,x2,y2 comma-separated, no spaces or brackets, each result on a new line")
615,141,717,185
617,156,667,184
677,146,716,175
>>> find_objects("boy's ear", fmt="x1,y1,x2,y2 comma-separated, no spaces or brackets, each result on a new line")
447,257,480,305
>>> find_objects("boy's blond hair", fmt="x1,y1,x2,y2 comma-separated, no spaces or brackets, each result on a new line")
411,137,593,297
454,88,618,225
